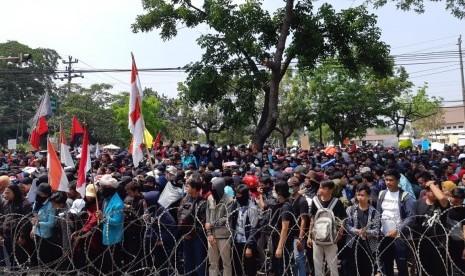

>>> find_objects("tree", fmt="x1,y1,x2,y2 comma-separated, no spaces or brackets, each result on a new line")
111,88,166,146
412,108,446,140
309,59,402,145
274,71,313,146
132,1,392,149
389,85,443,138
0,41,60,145
50,84,124,145
370,0,465,19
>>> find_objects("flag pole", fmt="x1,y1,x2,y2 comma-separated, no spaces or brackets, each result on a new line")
92,181,100,224
131,52,156,177
140,115,157,178
47,134,50,185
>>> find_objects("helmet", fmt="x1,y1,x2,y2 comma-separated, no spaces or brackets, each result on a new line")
242,174,258,190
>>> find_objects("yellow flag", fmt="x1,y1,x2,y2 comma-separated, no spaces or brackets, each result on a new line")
143,128,153,147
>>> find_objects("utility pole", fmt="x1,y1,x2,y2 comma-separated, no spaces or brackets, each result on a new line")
459,35,465,127
55,55,83,92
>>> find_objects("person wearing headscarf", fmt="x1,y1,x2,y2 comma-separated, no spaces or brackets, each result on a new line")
143,191,177,276
30,183,61,270
441,180,457,198
0,184,33,269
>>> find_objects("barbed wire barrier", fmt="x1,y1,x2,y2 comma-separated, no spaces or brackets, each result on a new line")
0,204,463,276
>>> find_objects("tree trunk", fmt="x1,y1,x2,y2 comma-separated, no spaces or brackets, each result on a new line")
282,133,287,148
333,131,341,147
205,130,210,144
252,82,279,150
319,124,323,145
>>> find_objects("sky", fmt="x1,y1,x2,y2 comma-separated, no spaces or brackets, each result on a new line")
0,0,463,105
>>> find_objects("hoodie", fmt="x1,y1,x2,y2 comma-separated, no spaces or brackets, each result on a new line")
206,177,234,239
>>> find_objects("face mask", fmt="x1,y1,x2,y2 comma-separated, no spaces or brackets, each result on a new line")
236,195,248,206
272,191,278,199
288,187,294,194
35,195,48,204
101,187,116,198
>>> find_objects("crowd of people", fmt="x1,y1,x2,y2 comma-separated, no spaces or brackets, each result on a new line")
0,139,464,276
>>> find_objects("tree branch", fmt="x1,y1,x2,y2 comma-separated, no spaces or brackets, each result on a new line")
273,0,294,72
184,0,207,16
279,54,294,80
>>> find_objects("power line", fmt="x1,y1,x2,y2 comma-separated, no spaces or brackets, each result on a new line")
392,35,458,50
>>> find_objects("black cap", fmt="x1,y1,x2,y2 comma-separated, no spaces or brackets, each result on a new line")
36,183,52,196
145,176,156,183
157,164,166,172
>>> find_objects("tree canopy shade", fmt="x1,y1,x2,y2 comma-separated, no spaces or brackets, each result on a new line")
308,60,405,145
111,88,165,147
369,0,465,19
388,84,443,138
0,41,60,145
132,0,393,149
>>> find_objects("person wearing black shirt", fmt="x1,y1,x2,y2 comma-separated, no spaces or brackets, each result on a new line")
288,177,309,276
414,181,449,276
445,188,465,275
307,180,346,276
271,180,294,276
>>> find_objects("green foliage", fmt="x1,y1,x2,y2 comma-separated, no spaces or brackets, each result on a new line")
49,84,124,146
147,91,200,143
388,84,443,137
309,59,402,145
0,41,60,145
133,1,393,148
111,88,165,146
274,71,313,146
370,0,465,19
412,108,445,139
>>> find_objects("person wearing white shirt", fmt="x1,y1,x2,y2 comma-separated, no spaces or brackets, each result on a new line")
377,169,416,276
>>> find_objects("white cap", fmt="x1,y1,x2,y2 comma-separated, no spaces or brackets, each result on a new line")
99,174,118,188
360,167,371,173
458,153,465,161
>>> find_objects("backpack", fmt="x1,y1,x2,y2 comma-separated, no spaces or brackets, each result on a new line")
312,197,338,246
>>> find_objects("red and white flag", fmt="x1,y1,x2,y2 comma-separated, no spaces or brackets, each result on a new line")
47,138,69,192
152,131,162,150
76,127,91,197
60,124,74,167
29,91,52,150
70,116,85,145
129,54,145,166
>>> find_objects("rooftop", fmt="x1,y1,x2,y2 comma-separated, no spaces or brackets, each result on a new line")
442,106,465,125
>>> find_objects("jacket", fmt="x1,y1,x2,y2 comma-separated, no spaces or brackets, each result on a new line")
344,204,380,253
178,194,207,239
206,178,234,239
0,197,32,240
231,200,260,249
376,188,416,238
33,200,55,239
102,193,124,246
